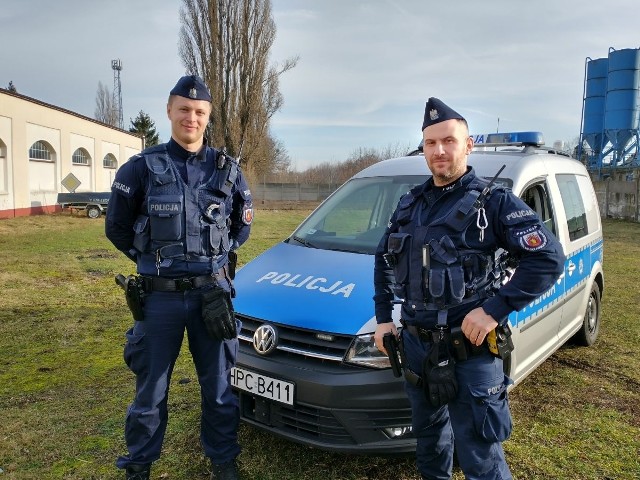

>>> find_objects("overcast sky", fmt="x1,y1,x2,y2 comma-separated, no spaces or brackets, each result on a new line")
1,0,638,169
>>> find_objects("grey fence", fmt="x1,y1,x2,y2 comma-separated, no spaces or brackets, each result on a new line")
252,182,337,203
253,179,640,223
592,178,640,222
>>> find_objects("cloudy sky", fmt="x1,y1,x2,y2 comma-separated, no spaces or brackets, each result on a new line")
1,0,638,169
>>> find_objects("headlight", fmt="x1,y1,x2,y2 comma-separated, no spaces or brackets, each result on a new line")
344,333,391,369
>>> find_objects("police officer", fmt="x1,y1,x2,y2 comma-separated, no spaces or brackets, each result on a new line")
105,75,253,480
373,98,565,479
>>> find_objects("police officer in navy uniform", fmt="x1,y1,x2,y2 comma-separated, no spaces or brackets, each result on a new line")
106,75,253,480
374,98,565,479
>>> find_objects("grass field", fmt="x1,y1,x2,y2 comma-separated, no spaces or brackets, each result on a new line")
0,212,638,480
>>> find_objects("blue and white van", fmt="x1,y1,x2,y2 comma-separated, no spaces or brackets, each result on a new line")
230,132,604,453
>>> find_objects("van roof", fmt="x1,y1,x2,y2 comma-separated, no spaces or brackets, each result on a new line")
353,146,586,195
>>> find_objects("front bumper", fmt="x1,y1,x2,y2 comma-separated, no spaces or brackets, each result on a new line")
234,346,416,454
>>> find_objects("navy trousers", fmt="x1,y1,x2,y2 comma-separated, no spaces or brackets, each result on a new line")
402,328,513,480
116,283,241,469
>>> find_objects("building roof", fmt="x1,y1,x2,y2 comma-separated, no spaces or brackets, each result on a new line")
0,88,141,139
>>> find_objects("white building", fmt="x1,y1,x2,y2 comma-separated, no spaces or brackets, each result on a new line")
0,88,142,218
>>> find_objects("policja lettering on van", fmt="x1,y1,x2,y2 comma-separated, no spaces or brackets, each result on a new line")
256,272,356,298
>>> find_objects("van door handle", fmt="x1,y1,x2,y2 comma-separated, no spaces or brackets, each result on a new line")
567,261,576,275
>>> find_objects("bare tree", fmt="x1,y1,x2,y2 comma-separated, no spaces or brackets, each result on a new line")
178,0,298,176
283,142,414,185
94,81,118,127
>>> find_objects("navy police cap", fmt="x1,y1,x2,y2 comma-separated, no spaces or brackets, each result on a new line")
169,75,212,102
421,97,465,131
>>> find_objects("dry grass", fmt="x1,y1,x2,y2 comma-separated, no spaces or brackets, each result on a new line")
0,214,638,479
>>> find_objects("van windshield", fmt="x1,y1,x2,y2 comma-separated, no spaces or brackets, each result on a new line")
289,175,426,254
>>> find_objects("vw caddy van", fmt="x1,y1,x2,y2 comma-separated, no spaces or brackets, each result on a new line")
230,132,604,453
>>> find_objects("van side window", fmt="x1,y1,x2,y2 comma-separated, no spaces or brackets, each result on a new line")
556,174,589,241
521,182,556,236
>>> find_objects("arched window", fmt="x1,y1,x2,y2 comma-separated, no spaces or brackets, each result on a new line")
0,139,7,193
103,153,118,169
29,141,53,162
72,148,91,166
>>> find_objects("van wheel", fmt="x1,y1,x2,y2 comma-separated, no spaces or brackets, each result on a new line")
573,282,601,346
86,206,101,219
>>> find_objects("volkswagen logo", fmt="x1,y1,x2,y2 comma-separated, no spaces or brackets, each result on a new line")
253,324,278,355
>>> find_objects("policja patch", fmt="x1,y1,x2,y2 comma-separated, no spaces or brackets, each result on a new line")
515,226,548,251
242,205,254,225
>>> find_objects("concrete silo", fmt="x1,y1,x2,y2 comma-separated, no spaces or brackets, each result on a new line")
579,47,640,177
580,57,608,168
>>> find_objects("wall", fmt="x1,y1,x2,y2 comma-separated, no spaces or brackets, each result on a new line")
254,178,640,223
252,182,335,203
592,177,639,221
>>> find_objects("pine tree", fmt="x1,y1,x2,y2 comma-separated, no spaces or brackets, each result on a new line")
129,110,160,147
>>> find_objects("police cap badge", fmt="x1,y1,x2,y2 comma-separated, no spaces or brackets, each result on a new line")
421,97,465,131
170,75,212,102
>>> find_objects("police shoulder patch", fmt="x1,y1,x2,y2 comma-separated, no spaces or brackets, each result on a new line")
242,206,254,225
514,225,548,251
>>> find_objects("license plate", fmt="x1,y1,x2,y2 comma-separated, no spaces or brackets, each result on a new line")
231,367,295,405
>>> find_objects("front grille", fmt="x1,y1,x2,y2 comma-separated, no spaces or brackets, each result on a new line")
277,403,353,443
239,392,414,445
236,314,354,363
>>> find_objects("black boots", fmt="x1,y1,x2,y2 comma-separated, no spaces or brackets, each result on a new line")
124,460,237,479
125,464,150,480
210,460,238,480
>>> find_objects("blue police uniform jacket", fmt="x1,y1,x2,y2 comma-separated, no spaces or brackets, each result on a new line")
373,167,565,328
105,139,253,278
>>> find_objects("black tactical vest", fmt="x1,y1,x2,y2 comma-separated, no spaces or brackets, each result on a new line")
132,145,238,274
387,177,504,319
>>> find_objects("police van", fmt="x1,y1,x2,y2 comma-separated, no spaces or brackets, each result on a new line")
230,132,604,453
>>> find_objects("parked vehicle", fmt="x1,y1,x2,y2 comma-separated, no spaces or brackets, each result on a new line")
56,192,110,218
231,132,604,453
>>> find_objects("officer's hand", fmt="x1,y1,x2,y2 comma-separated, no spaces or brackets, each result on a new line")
374,323,397,355
461,307,498,346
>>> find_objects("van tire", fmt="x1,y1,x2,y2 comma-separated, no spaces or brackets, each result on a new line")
572,282,601,347
86,206,101,219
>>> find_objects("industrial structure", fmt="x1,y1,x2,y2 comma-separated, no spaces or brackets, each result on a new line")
579,47,640,179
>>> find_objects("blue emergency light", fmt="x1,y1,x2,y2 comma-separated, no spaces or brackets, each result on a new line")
472,131,545,147
414,131,545,153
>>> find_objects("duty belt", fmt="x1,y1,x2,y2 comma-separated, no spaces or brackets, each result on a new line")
405,324,436,343
404,324,490,356
142,273,220,292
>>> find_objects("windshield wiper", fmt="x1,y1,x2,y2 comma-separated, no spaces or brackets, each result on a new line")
331,246,371,254
291,235,318,249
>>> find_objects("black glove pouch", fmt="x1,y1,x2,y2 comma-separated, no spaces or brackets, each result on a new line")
423,338,459,408
201,287,237,340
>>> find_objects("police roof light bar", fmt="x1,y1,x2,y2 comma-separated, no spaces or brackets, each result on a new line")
414,131,545,153
472,131,545,148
